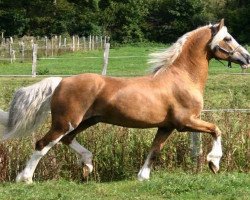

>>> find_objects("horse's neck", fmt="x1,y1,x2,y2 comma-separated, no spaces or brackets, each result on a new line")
170,29,212,91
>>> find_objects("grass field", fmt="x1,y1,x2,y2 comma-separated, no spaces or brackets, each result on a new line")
0,44,248,76
0,172,249,200
0,44,249,199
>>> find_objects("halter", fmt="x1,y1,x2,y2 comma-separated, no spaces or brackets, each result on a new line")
214,44,241,68
215,44,241,56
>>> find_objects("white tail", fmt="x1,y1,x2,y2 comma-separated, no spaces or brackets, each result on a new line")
0,77,62,140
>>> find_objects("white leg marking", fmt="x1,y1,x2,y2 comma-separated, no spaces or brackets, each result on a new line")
207,136,222,171
69,139,93,173
16,123,74,183
138,152,152,181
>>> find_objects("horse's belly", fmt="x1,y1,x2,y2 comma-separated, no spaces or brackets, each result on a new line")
103,117,166,128
100,104,168,128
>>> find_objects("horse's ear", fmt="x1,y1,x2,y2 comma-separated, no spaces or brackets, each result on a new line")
218,19,224,29
211,19,225,36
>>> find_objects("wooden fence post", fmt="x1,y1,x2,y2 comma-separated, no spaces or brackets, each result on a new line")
89,35,92,50
30,38,34,47
32,44,38,77
9,42,13,63
95,36,98,49
12,50,16,62
59,35,61,49
76,36,80,51
55,35,58,56
83,36,86,51
20,41,25,62
72,35,75,52
92,35,95,50
190,132,203,172
102,37,110,75
45,36,48,57
51,37,54,57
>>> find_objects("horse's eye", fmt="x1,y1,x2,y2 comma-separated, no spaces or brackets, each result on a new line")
224,37,232,42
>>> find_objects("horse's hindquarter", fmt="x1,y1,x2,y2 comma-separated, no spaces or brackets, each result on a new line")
51,74,106,127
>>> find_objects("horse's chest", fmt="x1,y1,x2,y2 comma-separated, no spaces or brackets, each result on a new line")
174,88,204,111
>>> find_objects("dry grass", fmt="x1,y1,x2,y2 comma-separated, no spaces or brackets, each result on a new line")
0,111,249,182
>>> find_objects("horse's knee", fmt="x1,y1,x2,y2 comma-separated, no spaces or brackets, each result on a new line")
214,126,222,137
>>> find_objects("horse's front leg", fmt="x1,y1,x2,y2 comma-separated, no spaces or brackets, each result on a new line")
181,116,222,173
138,127,173,181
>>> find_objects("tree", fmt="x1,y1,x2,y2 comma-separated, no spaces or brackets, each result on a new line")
99,0,149,42
0,0,249,44
0,0,28,36
68,0,101,36
145,0,205,43
222,0,250,43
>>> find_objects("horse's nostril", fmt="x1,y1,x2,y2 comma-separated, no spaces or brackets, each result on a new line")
247,54,250,63
244,54,250,64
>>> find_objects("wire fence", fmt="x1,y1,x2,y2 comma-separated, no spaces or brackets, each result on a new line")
0,35,108,63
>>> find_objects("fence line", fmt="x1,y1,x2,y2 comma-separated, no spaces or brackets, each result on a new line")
202,108,250,112
38,55,149,60
0,35,108,62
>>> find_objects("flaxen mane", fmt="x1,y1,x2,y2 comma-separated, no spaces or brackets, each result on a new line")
149,25,212,74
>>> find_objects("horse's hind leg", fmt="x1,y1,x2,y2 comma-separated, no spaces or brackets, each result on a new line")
68,139,93,178
138,127,173,181
61,118,99,178
16,123,74,184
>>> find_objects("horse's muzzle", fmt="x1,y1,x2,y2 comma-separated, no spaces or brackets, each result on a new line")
231,50,250,69
240,53,250,69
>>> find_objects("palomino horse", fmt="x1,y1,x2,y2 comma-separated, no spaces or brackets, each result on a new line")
0,19,249,183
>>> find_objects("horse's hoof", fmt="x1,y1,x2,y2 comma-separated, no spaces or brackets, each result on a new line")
208,161,219,174
138,175,149,182
16,173,33,184
82,164,93,178
137,168,150,181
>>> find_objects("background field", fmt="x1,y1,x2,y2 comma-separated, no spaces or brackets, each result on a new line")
0,44,248,76
0,44,249,199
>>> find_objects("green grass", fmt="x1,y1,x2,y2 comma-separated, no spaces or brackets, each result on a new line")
0,172,249,200
0,45,248,76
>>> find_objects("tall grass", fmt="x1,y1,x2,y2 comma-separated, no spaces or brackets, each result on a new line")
0,112,248,182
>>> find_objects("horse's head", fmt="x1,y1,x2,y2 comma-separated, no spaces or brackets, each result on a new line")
210,19,250,69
